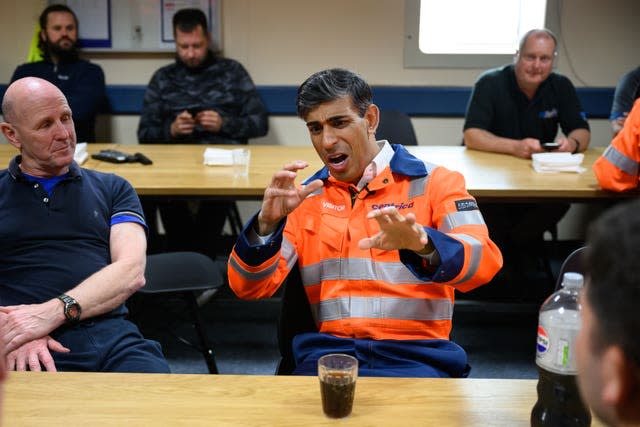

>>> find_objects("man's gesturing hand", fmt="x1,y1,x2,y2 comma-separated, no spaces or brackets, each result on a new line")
359,206,430,253
257,160,323,235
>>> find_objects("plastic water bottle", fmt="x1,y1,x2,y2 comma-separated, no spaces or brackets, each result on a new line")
531,272,591,427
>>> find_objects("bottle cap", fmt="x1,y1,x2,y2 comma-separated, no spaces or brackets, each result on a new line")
562,272,584,288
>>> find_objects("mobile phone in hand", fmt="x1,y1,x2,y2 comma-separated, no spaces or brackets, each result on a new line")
542,142,560,150
174,105,204,117
187,106,204,116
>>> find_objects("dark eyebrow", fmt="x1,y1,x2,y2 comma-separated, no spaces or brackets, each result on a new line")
305,115,349,127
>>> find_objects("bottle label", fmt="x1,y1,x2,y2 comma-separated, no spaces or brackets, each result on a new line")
535,310,580,374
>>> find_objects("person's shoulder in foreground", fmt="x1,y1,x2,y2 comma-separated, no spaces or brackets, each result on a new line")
577,198,640,426
593,98,640,192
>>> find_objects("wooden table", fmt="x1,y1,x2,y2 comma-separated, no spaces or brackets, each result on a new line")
1,372,604,426
0,143,627,201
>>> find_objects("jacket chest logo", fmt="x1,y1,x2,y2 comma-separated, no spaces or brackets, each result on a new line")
371,201,414,210
322,201,346,212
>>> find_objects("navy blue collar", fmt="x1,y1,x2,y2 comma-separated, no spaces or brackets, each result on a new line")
303,143,427,184
8,155,82,182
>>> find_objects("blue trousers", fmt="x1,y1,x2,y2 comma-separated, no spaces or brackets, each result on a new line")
292,332,470,378
50,316,170,373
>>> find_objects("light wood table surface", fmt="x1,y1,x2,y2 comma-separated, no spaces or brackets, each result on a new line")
0,143,628,201
2,371,604,426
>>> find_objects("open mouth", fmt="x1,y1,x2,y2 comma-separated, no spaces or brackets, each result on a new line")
328,153,347,165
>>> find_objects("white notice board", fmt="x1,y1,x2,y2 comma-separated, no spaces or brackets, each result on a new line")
57,0,220,52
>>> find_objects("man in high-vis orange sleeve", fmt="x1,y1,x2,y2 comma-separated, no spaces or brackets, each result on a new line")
228,68,503,377
594,98,640,192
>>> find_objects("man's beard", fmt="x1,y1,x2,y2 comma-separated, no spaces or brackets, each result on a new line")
46,38,79,62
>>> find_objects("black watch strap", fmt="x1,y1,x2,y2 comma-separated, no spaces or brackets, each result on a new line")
57,294,82,324
571,137,581,154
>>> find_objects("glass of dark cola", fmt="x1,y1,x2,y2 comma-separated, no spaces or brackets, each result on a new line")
318,354,358,418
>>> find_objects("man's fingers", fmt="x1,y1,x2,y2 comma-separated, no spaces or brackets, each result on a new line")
39,344,59,372
358,236,377,250
14,353,27,371
47,337,70,353
299,179,323,198
28,352,41,372
6,353,16,371
282,160,310,172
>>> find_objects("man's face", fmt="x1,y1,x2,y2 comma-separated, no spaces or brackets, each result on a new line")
514,34,555,91
41,11,78,54
576,291,615,425
3,86,76,177
304,97,379,184
175,26,210,69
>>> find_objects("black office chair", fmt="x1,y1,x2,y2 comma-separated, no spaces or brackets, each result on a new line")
276,263,317,375
555,246,586,291
227,202,244,237
376,110,418,146
137,251,225,374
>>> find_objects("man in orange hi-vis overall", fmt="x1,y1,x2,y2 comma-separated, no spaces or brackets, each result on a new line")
228,68,503,377
594,98,640,192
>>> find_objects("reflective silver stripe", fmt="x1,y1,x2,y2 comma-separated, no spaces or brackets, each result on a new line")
603,145,639,176
408,175,428,199
310,296,452,323
281,236,299,271
229,236,298,282
301,258,426,286
229,255,280,281
439,210,486,233
448,233,482,285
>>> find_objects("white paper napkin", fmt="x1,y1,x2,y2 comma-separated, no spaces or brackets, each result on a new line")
74,142,88,164
203,148,234,165
531,152,585,173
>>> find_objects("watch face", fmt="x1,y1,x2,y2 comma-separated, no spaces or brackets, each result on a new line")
68,304,80,319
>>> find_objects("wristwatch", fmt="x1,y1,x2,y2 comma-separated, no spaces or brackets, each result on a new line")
57,294,82,324
571,137,581,154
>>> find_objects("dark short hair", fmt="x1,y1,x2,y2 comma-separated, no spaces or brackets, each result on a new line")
40,3,78,29
173,8,208,34
585,199,640,366
518,28,558,55
38,4,79,53
296,68,372,119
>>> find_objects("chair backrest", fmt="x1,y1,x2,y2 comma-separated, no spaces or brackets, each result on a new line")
376,110,418,146
276,263,317,375
555,246,587,291
143,251,224,294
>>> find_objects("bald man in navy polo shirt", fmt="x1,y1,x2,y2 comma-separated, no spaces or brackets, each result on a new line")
0,77,169,373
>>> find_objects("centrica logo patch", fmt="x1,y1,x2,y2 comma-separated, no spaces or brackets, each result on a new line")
455,199,478,211
371,201,415,210
322,201,345,212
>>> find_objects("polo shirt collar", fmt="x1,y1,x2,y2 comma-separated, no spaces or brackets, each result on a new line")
8,155,82,182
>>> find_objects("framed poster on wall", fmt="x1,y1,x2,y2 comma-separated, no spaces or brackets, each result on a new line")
58,0,220,52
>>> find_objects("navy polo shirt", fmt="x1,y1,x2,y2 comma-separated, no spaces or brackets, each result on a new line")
0,156,146,311
464,65,589,143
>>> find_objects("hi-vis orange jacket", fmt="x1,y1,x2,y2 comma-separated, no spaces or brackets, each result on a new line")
229,144,503,341
594,98,640,192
